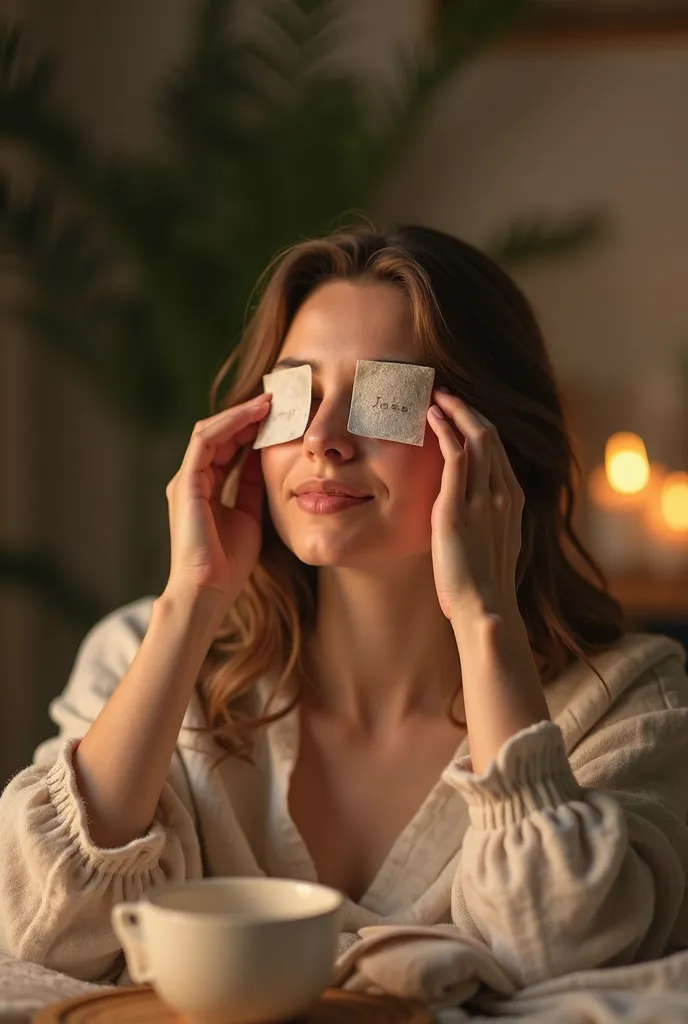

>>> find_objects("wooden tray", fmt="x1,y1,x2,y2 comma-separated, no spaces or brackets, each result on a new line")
33,984,433,1024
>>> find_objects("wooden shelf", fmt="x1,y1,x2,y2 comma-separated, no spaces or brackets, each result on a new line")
501,15,688,48
607,572,688,620
424,3,688,47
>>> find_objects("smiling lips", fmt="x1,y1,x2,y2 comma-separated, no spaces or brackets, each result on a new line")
295,492,372,514
293,478,371,499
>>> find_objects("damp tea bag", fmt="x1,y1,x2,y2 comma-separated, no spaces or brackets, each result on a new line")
347,360,435,446
253,363,313,449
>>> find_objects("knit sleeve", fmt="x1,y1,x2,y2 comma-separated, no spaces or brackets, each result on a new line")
0,599,203,983
442,651,688,988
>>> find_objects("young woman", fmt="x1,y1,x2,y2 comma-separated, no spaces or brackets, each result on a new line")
1,224,687,990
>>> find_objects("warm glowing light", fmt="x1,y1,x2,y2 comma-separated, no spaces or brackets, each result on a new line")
604,433,650,495
660,473,688,532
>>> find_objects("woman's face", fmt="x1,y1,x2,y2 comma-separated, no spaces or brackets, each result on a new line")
260,279,446,569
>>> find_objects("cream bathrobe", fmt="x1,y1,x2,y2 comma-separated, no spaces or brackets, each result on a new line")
1,596,688,1015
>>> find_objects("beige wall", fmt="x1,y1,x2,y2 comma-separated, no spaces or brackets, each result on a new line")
2,0,687,778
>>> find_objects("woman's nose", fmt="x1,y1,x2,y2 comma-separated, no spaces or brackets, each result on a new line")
303,395,357,460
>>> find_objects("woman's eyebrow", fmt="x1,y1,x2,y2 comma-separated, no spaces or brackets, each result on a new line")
272,356,418,372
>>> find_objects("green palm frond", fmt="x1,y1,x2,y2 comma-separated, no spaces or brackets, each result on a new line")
0,174,175,428
0,22,100,201
367,0,531,187
487,210,610,267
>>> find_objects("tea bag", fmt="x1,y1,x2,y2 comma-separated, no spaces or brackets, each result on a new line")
253,363,313,449
347,360,436,446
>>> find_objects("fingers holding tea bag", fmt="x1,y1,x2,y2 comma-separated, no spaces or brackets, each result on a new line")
347,360,436,446
253,364,313,449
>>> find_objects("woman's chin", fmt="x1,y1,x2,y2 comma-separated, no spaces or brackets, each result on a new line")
288,526,387,566
291,539,357,566
281,512,362,565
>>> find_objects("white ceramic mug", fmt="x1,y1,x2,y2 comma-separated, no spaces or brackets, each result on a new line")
111,876,344,1024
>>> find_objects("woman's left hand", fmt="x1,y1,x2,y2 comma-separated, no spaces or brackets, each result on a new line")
426,388,525,622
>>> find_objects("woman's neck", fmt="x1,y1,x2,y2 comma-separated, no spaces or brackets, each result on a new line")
298,555,463,732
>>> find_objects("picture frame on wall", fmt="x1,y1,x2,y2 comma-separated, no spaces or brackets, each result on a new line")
429,1,688,45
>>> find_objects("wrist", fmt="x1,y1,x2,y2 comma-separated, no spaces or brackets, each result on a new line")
449,589,519,632
156,585,230,640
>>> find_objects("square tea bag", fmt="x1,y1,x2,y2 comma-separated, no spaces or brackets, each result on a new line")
253,363,312,449
347,360,435,446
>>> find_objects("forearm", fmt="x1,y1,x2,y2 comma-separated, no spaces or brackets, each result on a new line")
452,601,550,775
74,588,225,848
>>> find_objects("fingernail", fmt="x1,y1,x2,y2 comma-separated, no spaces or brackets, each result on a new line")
437,385,451,394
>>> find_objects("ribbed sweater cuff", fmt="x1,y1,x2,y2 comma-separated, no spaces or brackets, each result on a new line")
441,720,583,830
44,738,167,872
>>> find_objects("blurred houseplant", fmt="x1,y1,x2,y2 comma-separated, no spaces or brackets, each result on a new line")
0,0,607,631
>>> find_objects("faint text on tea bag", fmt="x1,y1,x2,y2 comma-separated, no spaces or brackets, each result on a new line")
253,364,313,449
347,360,435,446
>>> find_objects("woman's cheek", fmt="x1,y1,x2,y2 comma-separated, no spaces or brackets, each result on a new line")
259,449,291,536
419,425,446,494
396,432,444,495
259,448,276,497
384,444,442,535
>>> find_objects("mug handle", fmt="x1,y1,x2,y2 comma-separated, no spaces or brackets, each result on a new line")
111,903,154,983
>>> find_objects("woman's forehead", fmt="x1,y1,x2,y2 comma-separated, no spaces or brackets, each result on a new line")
280,280,418,366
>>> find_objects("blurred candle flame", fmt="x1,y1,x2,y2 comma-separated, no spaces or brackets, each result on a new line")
605,433,650,495
660,472,688,532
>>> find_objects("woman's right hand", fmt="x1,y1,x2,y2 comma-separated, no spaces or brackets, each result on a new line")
163,393,273,608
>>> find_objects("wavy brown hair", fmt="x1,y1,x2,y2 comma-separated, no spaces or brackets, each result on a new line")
188,223,626,769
